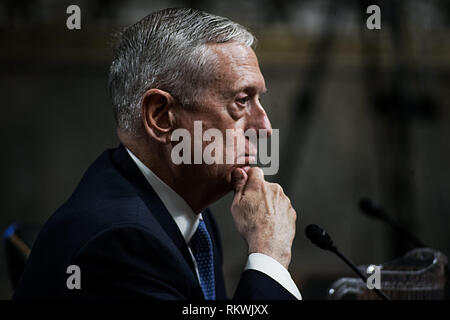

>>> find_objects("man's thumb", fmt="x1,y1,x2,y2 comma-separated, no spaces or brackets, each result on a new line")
231,167,248,194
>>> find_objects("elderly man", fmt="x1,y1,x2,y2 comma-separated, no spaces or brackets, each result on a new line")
14,8,300,300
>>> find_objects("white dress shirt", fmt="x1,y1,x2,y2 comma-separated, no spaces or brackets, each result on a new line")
127,148,302,299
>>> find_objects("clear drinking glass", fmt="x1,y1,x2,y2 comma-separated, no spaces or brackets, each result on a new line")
327,248,448,300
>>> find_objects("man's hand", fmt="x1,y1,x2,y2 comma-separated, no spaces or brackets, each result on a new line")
231,167,297,269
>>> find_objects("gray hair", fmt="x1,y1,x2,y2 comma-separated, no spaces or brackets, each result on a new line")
108,8,256,136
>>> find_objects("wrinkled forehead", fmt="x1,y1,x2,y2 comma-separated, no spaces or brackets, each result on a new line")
206,42,266,96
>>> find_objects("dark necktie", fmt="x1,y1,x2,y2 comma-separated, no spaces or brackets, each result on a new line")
189,219,215,300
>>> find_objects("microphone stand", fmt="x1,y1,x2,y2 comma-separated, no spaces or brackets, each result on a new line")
330,247,390,301
305,224,390,300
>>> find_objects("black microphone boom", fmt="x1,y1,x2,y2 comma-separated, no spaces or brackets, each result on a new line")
358,197,426,248
305,224,390,300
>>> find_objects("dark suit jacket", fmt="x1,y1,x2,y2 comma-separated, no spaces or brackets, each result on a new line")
13,145,296,300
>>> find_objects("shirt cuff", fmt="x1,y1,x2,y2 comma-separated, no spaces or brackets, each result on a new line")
244,253,302,300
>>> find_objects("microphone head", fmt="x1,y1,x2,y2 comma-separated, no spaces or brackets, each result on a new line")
305,224,336,251
358,197,387,220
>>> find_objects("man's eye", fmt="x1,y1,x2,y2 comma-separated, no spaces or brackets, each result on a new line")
236,96,250,105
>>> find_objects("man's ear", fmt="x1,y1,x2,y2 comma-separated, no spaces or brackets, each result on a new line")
141,89,177,143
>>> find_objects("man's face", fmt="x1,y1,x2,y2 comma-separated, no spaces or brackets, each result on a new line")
173,42,272,189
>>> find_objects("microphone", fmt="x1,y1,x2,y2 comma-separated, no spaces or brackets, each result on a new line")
305,224,390,300
358,197,426,248
304,223,336,251
358,198,388,220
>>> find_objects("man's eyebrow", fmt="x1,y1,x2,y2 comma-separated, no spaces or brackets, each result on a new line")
235,86,268,95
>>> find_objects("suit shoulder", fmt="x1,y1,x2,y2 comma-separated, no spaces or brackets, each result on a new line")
53,148,152,226
31,148,158,260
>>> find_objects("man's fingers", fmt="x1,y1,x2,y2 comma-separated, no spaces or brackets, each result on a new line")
231,167,248,194
245,167,265,191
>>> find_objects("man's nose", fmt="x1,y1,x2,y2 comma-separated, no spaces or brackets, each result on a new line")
248,102,272,137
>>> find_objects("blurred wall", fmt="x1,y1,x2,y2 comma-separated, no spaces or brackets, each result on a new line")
1,0,449,299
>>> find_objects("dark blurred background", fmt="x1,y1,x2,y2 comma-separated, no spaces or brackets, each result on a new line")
0,0,449,299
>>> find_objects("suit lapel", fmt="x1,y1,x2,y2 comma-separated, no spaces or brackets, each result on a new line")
112,144,227,299
111,145,198,277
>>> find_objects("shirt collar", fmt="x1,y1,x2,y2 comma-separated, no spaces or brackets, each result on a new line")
126,148,201,243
